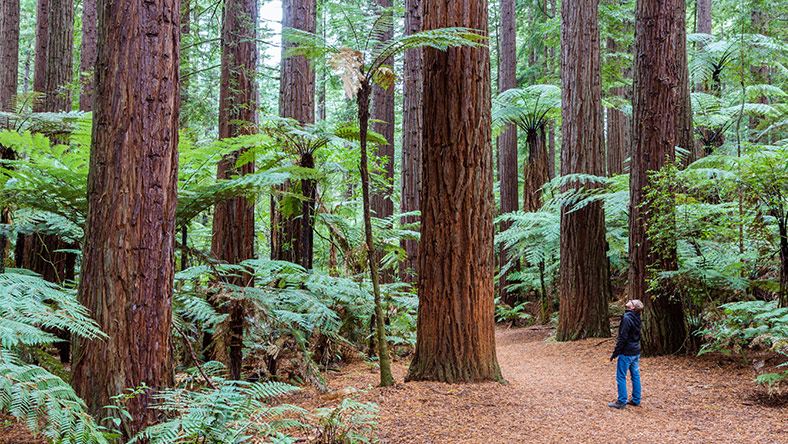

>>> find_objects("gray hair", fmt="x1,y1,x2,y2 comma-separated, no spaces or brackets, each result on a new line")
626,299,644,312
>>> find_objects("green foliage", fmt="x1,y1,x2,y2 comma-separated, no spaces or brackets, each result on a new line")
129,375,304,444
312,397,379,444
0,272,108,443
492,85,561,135
494,298,533,325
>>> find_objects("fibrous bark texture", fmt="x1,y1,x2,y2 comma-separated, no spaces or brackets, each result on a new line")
79,0,96,111
211,0,258,380
371,0,395,284
605,37,630,176
400,0,422,283
0,0,19,111
273,0,316,268
557,0,610,341
676,0,695,166
0,0,19,272
497,0,518,306
523,128,548,213
406,0,501,383
33,0,73,113
629,0,687,355
71,0,179,435
696,0,711,34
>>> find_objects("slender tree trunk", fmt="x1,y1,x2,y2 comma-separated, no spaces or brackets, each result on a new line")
79,0,96,111
400,0,422,283
406,0,501,383
629,0,687,355
497,0,518,306
317,6,326,122
605,37,630,176
523,128,549,213
0,0,20,273
557,0,610,341
371,0,395,285
211,0,258,381
179,0,190,127
71,0,180,435
547,120,556,180
358,82,395,387
273,0,316,268
676,0,695,166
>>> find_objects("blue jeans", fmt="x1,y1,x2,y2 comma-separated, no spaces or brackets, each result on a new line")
616,354,641,404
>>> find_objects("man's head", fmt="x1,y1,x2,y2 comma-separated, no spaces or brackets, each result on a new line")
626,299,644,312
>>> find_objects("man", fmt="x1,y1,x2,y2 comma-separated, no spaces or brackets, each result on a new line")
608,299,644,409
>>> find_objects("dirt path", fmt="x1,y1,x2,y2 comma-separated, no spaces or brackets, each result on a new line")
291,327,788,443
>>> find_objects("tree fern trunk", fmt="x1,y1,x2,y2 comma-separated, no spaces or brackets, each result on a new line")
359,82,395,387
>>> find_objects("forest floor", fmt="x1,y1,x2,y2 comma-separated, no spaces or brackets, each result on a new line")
287,327,788,444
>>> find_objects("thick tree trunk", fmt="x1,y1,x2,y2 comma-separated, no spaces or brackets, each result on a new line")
79,0,96,111
71,0,179,435
497,0,518,306
696,0,711,35
0,0,20,272
273,0,316,268
211,0,258,381
406,0,501,383
605,37,630,176
523,128,549,213
557,0,610,341
0,0,19,112
629,0,687,355
33,0,73,113
371,0,395,285
400,0,422,283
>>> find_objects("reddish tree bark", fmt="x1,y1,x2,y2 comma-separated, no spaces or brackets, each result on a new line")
0,0,19,272
272,0,316,268
79,0,96,111
406,0,501,383
696,0,711,35
0,0,19,112
210,0,258,381
557,0,610,341
400,0,422,283
497,0,518,306
33,0,73,113
628,0,687,355
71,0,180,435
605,37,630,176
523,128,549,213
676,0,695,166
371,0,395,284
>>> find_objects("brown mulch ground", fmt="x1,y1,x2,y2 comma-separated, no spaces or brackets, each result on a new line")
287,327,788,444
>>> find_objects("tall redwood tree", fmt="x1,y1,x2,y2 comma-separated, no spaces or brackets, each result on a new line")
400,0,422,283
71,0,180,435
79,0,96,111
557,0,610,341
0,0,20,274
406,0,501,383
497,0,518,306
273,0,316,268
629,0,687,355
211,0,258,381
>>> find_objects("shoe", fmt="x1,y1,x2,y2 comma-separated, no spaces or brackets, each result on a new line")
627,399,640,406
608,400,627,409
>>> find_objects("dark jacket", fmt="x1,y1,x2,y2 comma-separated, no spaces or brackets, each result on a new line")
611,310,641,360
